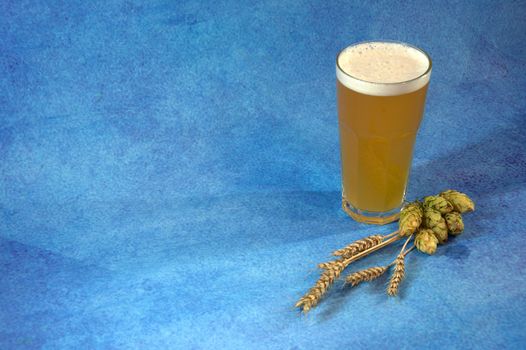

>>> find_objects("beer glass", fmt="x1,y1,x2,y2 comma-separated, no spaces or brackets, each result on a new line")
336,41,432,224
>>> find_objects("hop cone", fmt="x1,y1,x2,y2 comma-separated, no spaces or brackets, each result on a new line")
415,229,438,255
444,212,464,235
440,190,475,213
424,208,448,244
399,201,423,236
423,195,453,214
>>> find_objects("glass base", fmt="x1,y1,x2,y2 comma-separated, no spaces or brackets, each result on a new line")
342,197,401,225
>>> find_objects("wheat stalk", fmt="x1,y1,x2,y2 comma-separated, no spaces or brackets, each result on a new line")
332,234,387,258
345,266,389,287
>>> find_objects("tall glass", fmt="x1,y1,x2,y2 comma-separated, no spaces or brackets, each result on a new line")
336,41,432,224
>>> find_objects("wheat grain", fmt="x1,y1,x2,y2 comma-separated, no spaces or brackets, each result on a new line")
317,259,344,270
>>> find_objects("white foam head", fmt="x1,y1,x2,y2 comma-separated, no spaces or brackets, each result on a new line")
336,41,431,96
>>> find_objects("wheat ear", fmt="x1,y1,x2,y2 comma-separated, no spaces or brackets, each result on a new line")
345,266,389,287
387,255,405,296
387,235,413,296
296,234,402,313
331,232,396,258
295,260,347,313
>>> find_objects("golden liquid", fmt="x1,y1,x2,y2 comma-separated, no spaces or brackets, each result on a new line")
337,80,428,213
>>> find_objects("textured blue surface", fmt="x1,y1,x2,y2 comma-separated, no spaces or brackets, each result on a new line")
1,0,526,349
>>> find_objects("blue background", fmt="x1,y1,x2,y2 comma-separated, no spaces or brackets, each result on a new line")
1,0,526,349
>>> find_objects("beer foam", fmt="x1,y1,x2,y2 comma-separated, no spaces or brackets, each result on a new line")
337,42,431,96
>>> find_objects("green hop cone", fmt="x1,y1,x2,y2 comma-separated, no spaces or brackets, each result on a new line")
399,201,423,237
423,195,453,214
415,229,438,255
440,190,475,213
444,212,464,235
424,208,448,244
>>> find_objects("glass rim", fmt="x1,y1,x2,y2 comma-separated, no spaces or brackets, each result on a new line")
336,40,432,86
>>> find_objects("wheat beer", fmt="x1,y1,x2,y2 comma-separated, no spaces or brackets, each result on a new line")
336,41,431,224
